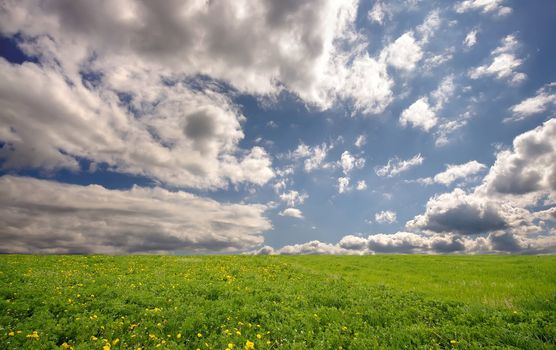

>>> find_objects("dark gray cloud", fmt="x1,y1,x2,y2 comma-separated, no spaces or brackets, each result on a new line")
0,176,271,254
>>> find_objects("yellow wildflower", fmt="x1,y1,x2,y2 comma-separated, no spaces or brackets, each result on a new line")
227,343,234,349
112,338,120,345
103,343,111,350
26,331,40,340
245,340,255,350
91,336,98,341
256,334,262,339
197,332,203,338
177,333,182,339
8,331,14,336
61,342,72,349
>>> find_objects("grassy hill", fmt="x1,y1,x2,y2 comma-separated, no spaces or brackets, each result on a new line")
1,255,554,349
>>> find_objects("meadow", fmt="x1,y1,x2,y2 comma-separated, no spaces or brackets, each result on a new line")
0,255,554,349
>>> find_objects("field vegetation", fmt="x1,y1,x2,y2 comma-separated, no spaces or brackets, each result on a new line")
0,255,554,349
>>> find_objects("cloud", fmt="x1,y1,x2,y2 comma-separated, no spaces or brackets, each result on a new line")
376,154,424,177
0,58,274,189
455,0,512,16
0,176,271,254
292,142,332,173
381,32,423,72
355,134,366,148
375,210,397,224
409,119,556,237
254,231,555,255
400,75,455,132
464,29,479,48
507,83,556,122
481,118,556,203
279,190,308,207
469,35,526,84
340,53,394,115
406,188,509,235
279,208,304,219
418,161,487,186
356,180,367,191
338,176,350,194
400,97,437,131
339,151,365,175
367,1,390,25
0,0,367,108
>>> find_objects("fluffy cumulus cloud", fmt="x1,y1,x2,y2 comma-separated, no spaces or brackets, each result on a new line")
338,176,350,194
455,0,512,16
256,230,556,255
279,190,308,207
339,151,365,175
356,180,367,191
279,208,304,219
418,161,486,186
464,29,479,48
0,0,403,191
400,75,455,132
0,176,271,254
400,97,437,131
292,143,332,172
376,154,424,177
470,35,526,84
375,210,397,224
408,119,556,245
507,83,556,122
381,32,423,72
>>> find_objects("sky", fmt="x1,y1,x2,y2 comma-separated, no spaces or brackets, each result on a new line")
0,0,555,255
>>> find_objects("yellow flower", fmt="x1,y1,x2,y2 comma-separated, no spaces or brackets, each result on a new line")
61,342,72,349
256,334,262,339
26,331,40,340
8,331,14,336
197,332,203,338
236,330,241,336
103,344,111,350
245,340,255,350
177,333,182,339
227,343,234,349
91,336,98,341
450,340,458,346
112,338,120,345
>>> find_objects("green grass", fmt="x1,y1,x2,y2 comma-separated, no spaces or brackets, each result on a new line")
0,255,554,349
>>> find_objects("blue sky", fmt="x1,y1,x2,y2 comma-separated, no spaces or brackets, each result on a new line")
0,0,555,254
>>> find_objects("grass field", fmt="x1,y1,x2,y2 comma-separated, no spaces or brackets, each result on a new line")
0,255,554,349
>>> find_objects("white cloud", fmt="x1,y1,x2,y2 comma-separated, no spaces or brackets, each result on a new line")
455,0,512,16
464,29,479,48
408,119,556,238
339,151,365,175
400,98,438,131
417,10,441,44
279,190,308,207
355,134,366,148
340,53,394,115
356,180,367,191
0,176,271,254
381,32,423,71
279,208,304,219
368,1,389,25
507,83,556,122
375,210,397,224
376,154,424,177
418,161,487,186
338,176,350,193
469,35,525,84
400,75,456,133
0,58,274,189
255,231,555,255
